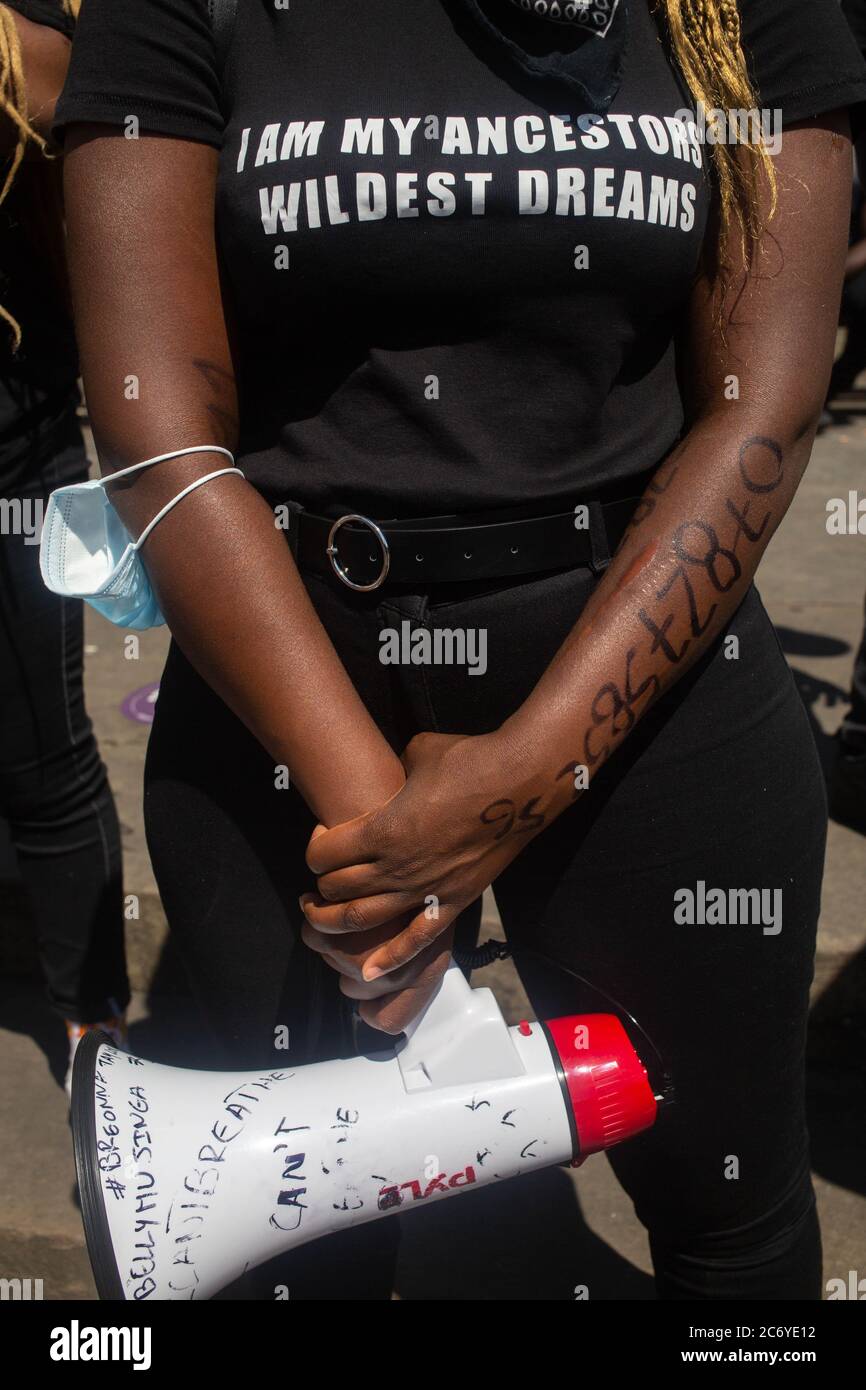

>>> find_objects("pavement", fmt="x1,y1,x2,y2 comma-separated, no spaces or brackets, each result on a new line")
1,406,865,1301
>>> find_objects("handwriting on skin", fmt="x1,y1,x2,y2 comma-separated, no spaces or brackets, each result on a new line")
478,435,784,838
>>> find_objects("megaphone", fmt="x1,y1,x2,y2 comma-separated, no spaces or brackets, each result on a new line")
71,963,659,1300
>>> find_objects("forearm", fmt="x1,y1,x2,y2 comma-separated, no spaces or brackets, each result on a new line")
493,115,852,839
135,474,405,826
495,415,812,833
63,128,403,827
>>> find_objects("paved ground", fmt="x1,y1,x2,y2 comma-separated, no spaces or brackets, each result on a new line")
1,405,864,1301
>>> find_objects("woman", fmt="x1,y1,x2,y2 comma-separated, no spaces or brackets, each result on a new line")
0,0,128,1092
49,0,866,1299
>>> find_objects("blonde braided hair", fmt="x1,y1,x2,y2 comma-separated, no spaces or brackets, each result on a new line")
0,0,79,349
659,0,778,284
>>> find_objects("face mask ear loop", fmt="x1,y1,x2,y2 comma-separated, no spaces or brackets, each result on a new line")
130,467,246,552
99,444,236,485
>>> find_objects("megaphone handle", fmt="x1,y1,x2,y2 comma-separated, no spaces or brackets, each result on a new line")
348,959,468,1045
400,959,471,1041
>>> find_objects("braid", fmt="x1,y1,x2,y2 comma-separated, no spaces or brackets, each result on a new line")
0,0,79,350
718,0,741,48
659,0,778,292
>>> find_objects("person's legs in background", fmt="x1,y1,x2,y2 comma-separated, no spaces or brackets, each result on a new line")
823,130,866,420
830,588,866,834
827,267,866,401
0,423,128,1089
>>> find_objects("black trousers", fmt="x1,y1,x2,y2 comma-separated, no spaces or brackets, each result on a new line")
828,267,866,400
841,589,866,750
0,411,128,1022
144,558,826,1301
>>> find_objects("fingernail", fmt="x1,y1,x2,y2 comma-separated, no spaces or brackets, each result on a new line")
363,964,385,982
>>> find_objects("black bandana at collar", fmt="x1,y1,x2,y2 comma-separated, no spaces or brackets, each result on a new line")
453,0,629,111
504,0,621,37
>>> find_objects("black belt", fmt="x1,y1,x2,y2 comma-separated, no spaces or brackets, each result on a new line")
285,490,647,591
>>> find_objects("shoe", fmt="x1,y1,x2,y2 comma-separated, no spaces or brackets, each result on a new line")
828,738,866,835
64,1010,128,1099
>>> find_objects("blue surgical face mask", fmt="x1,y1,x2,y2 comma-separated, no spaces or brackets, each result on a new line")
39,446,242,630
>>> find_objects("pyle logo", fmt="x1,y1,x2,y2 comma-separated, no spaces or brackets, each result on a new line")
825,1270,866,1300
377,1165,476,1210
49,1321,152,1371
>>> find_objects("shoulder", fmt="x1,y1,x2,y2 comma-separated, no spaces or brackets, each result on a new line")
52,0,224,150
737,0,866,122
1,0,74,41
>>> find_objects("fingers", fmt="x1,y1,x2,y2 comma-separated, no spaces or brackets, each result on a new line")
304,813,380,875
300,889,412,935
300,913,415,979
353,940,452,1035
338,956,434,999
360,905,451,980
306,863,382,902
304,900,452,982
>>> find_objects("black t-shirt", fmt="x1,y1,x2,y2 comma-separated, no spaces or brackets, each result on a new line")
843,0,866,54
0,0,80,492
52,0,866,517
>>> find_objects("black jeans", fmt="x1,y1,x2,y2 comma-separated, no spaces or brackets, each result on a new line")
0,412,128,1022
828,267,866,399
840,589,866,750
144,558,826,1301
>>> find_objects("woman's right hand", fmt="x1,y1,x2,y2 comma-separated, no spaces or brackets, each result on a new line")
300,905,455,1035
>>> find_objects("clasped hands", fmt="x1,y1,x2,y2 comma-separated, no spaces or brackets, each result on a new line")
299,728,547,1035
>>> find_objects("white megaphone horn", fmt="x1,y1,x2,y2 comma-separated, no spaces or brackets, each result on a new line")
71,961,660,1300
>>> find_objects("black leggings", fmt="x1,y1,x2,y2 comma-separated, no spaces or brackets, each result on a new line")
0,412,127,1022
144,558,826,1300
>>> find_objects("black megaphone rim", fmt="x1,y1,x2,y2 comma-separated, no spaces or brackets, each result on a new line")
71,1028,125,1301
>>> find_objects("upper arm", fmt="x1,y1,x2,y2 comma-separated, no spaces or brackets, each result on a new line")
685,111,854,436
50,0,232,513
62,125,238,511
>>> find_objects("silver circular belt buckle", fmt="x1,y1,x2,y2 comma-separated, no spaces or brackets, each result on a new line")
326,513,391,592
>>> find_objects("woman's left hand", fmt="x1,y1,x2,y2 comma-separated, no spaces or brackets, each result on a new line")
300,728,553,994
